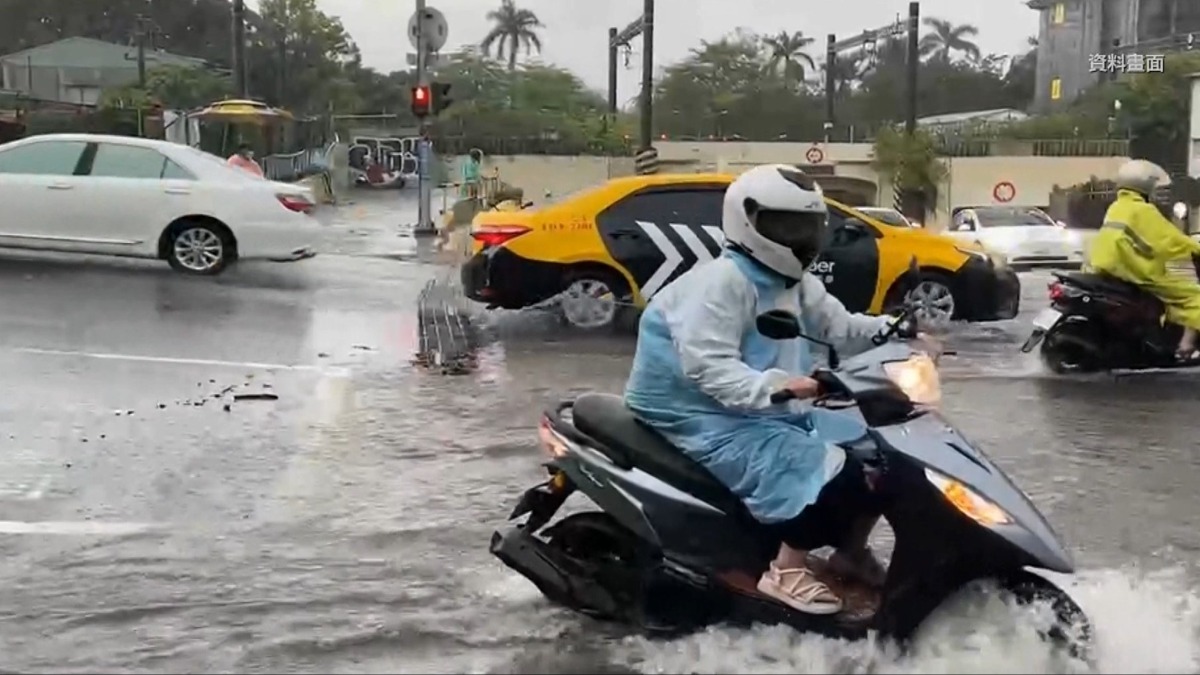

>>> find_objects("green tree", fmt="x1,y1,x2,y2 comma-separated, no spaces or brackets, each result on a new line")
480,0,544,72
101,64,232,110
919,18,981,63
872,127,948,215
247,0,358,113
762,31,816,83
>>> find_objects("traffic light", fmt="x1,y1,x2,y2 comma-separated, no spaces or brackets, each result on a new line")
411,84,431,118
431,81,453,114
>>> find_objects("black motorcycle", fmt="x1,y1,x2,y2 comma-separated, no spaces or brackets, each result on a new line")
1021,259,1200,373
491,307,1093,659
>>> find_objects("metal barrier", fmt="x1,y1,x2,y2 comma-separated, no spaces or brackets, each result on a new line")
413,274,483,374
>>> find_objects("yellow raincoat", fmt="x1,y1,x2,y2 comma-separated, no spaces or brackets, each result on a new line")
1087,189,1200,329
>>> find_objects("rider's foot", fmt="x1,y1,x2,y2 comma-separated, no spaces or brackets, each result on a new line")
826,546,887,588
1175,348,1200,366
757,561,843,614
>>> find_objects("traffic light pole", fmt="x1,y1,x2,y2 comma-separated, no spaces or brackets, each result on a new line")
414,0,434,235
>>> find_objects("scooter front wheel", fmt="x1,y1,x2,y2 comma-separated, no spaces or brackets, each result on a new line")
999,571,1094,664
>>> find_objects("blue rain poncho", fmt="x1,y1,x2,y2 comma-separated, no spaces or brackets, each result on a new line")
624,248,891,523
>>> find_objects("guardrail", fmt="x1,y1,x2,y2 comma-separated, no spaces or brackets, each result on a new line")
261,141,337,182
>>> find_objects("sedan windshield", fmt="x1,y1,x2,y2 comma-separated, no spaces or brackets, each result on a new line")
974,207,1055,227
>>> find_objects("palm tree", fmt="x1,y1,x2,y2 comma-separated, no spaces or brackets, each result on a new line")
762,31,816,82
918,17,981,63
480,0,543,71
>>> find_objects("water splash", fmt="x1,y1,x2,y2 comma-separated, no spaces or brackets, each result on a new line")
621,567,1199,674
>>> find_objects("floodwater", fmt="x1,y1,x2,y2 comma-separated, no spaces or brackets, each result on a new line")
0,199,1196,673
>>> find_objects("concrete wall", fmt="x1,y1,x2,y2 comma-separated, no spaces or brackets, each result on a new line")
441,142,1126,230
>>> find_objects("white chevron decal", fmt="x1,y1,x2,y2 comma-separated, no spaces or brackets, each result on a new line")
635,220,683,298
700,225,725,250
670,223,714,264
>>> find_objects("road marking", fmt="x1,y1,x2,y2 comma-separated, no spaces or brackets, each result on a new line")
14,347,322,372
0,520,154,535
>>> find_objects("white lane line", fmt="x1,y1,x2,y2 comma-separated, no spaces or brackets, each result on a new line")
14,347,321,372
0,520,154,535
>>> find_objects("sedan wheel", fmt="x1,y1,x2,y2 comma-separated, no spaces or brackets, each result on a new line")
904,279,956,327
169,225,228,275
560,277,619,329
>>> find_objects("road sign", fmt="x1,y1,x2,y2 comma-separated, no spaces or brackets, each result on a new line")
805,145,825,164
408,7,448,52
993,181,1016,203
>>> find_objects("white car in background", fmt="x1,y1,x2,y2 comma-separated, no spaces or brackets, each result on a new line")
947,205,1084,270
0,133,318,275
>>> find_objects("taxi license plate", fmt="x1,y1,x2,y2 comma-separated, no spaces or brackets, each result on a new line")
1032,307,1062,330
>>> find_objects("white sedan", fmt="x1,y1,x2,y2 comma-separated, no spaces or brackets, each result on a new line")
0,133,319,275
947,205,1085,269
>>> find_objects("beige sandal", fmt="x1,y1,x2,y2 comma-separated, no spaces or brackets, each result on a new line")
756,562,843,615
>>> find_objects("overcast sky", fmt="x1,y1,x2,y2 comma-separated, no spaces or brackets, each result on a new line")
264,0,1040,91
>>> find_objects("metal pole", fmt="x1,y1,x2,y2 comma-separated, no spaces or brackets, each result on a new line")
232,0,247,97
903,1,920,217
415,0,434,234
638,0,653,149
904,1,919,136
608,27,618,114
824,34,835,141
135,16,147,88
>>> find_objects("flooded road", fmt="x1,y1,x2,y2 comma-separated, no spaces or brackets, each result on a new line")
0,199,1197,673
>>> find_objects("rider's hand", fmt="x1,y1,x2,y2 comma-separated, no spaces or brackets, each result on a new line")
783,376,821,399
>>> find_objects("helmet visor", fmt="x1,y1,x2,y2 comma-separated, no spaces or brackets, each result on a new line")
753,209,828,263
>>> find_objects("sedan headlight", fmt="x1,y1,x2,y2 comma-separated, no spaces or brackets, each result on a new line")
882,353,941,405
925,467,1011,525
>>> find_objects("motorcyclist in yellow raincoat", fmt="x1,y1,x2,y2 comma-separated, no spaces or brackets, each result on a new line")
1087,159,1200,363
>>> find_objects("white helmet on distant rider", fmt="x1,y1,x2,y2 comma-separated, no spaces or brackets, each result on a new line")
722,164,827,280
1114,159,1171,199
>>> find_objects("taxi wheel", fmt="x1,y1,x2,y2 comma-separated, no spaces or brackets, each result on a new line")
887,271,958,328
558,268,628,330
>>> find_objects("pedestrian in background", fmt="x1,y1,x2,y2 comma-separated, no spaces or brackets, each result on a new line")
226,143,264,177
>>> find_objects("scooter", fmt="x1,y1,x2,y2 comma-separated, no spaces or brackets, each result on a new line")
1020,256,1200,373
490,308,1093,657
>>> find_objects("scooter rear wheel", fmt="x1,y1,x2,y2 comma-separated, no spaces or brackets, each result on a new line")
1040,323,1101,374
543,512,648,621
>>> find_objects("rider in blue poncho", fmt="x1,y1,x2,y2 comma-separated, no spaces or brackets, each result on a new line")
624,165,891,614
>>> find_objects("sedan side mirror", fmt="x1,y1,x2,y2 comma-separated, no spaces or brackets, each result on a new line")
756,309,802,340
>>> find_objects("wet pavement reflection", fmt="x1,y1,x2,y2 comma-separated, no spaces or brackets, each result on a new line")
0,199,1197,673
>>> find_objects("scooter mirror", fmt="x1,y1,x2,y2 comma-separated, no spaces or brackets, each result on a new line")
756,310,802,340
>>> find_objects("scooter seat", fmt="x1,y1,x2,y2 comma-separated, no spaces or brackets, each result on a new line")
1058,271,1146,297
572,393,748,517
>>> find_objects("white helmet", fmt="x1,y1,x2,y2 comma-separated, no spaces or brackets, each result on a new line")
1115,159,1170,197
723,164,827,280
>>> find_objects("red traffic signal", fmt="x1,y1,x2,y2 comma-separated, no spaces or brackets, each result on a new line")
411,84,431,117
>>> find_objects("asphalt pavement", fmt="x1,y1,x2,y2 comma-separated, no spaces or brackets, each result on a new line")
0,193,1197,673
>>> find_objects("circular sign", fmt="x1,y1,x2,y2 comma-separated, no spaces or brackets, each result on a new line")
805,146,824,164
408,7,449,52
993,181,1016,203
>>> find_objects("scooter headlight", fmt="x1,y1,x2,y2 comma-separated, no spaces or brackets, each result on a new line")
925,468,1011,526
882,353,941,405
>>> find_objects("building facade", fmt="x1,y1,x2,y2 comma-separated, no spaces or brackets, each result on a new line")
1030,0,1200,111
0,37,204,107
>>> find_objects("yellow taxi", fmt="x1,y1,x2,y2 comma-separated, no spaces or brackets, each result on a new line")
461,173,1019,329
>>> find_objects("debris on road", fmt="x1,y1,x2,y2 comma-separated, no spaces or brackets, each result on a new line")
233,392,279,402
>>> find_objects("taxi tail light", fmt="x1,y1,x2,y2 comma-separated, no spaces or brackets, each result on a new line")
472,225,530,248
